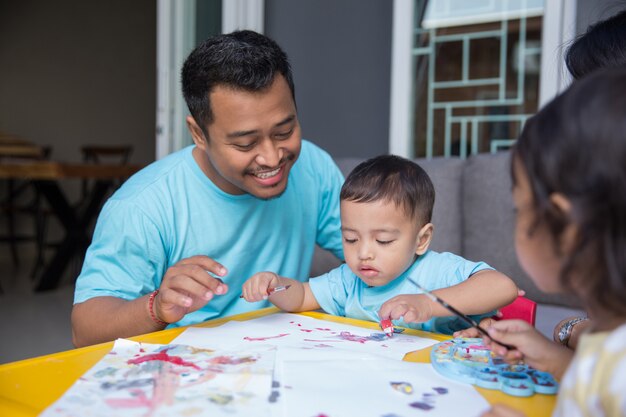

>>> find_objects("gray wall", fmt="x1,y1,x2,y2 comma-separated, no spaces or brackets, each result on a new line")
576,0,626,33
265,0,392,158
0,0,156,165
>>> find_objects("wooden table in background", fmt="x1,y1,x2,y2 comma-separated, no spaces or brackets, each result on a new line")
0,309,556,417
0,161,142,291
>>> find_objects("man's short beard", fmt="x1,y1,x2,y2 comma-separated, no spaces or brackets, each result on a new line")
257,181,289,201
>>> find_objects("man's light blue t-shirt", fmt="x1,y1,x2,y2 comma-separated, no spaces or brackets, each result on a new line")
74,140,344,327
308,250,495,334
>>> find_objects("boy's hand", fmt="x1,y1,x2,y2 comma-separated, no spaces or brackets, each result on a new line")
241,271,280,302
483,319,574,379
378,294,434,323
453,287,524,338
454,317,498,338
156,255,229,324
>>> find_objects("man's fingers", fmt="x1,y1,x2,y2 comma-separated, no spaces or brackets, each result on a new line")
169,272,216,300
178,255,228,277
173,263,229,295
157,287,195,310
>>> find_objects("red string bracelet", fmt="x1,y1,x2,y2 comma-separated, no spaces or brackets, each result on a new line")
148,290,168,326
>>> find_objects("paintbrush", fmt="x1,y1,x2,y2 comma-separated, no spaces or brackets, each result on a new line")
407,277,515,350
239,285,291,298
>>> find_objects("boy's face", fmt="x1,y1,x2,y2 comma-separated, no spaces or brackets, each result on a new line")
188,74,301,200
340,199,432,287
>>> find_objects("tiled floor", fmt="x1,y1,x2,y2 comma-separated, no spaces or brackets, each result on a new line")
0,246,76,364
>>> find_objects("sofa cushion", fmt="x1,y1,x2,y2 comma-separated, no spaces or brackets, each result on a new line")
415,157,464,255
461,152,579,308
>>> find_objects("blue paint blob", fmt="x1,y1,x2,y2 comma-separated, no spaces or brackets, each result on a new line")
268,390,279,403
410,401,434,410
432,387,448,394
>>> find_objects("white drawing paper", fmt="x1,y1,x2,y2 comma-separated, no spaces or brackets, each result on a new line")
282,359,491,417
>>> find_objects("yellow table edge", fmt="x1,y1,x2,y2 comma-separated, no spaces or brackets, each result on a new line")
0,308,555,416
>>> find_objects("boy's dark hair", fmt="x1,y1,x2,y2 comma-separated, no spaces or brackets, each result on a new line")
565,9,626,80
181,30,295,133
340,155,435,225
512,68,626,316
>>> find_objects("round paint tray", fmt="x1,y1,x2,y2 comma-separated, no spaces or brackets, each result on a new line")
430,338,558,397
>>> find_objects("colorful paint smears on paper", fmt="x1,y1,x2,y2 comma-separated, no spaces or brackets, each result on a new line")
173,313,439,360
39,339,275,417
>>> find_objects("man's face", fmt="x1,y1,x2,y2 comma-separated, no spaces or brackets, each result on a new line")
189,75,301,199
340,199,428,287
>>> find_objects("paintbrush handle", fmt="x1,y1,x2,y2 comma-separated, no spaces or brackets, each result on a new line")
268,285,291,295
410,278,515,350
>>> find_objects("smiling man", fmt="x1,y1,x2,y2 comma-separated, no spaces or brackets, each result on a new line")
71,31,344,347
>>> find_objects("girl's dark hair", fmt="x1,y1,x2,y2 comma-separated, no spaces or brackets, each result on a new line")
565,9,626,80
181,30,295,132
340,155,435,225
512,68,626,315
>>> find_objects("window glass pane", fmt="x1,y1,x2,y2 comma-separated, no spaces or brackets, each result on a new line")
412,0,543,158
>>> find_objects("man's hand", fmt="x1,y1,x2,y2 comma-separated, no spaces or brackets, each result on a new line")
378,294,434,323
483,319,574,379
155,255,229,324
241,271,280,302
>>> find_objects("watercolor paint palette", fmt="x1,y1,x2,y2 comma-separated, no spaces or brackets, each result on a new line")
430,338,558,397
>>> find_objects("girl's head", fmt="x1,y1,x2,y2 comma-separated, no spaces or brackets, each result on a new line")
512,68,626,316
565,9,626,80
339,155,435,286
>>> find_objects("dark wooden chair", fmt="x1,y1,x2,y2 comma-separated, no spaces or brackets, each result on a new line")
80,145,133,201
21,145,133,281
0,142,52,287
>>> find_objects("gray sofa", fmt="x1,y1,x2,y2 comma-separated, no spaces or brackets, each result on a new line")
311,151,584,337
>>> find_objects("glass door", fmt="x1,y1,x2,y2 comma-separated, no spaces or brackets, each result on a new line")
390,0,576,159
156,0,263,159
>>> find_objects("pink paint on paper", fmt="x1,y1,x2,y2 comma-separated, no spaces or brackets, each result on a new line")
209,355,256,365
127,348,200,370
303,339,343,343
468,345,489,350
105,388,151,408
243,333,289,341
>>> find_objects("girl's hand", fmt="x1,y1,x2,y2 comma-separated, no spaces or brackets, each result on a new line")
378,294,434,323
483,319,574,379
241,271,280,302
481,404,526,417
454,317,498,338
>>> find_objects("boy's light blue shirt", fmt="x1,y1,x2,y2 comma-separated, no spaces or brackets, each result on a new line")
74,140,344,327
308,250,495,334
